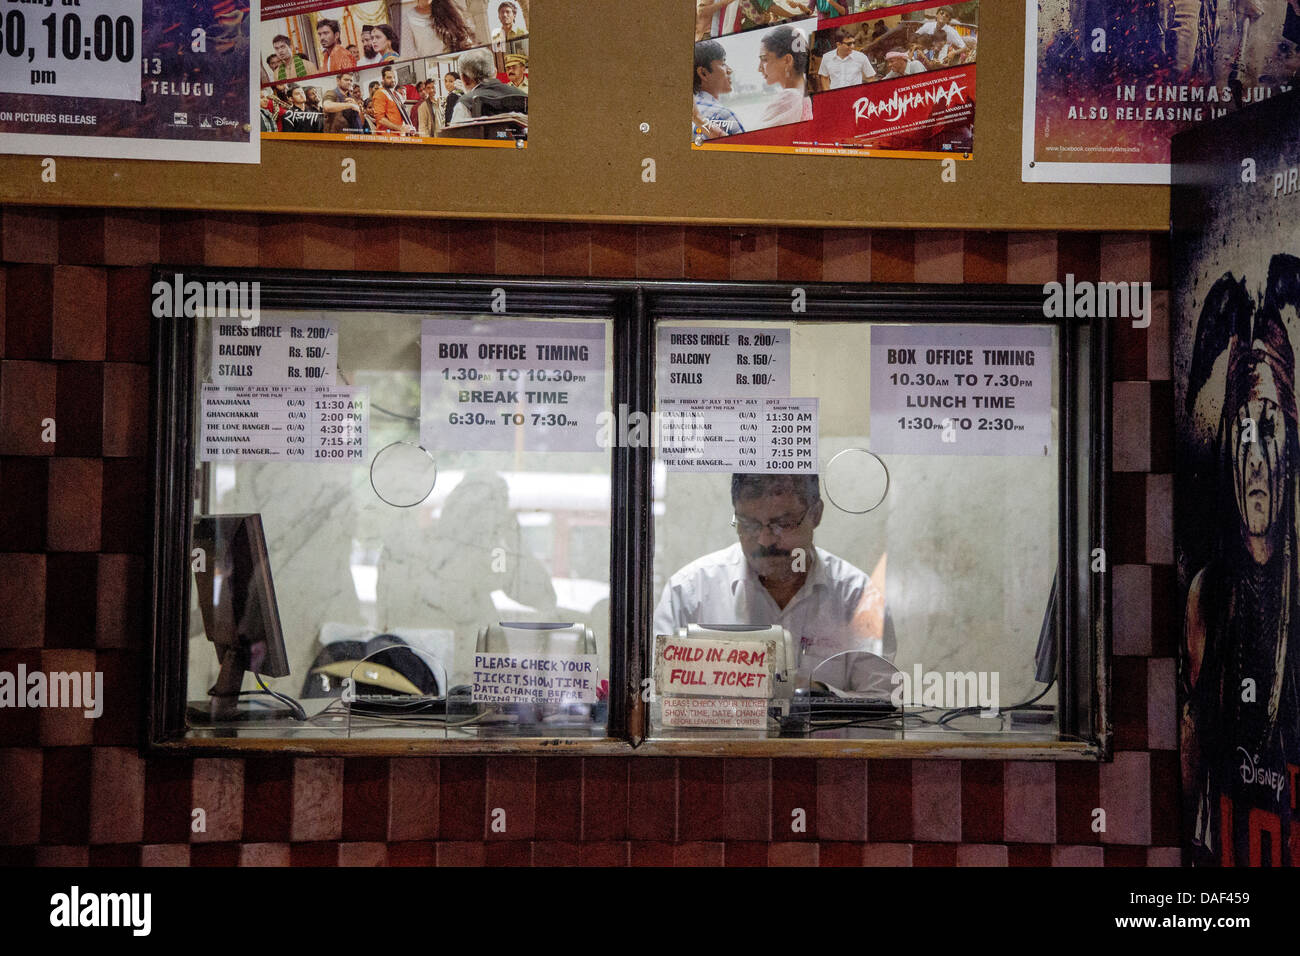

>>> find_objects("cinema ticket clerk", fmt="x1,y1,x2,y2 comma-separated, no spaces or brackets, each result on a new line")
652,472,891,694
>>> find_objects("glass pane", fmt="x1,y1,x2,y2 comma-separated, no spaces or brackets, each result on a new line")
649,318,1066,741
185,309,613,739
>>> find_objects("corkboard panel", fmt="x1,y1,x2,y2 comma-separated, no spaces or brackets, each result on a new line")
0,2,1169,231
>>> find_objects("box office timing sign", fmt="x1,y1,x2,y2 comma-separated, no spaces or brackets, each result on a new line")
420,319,607,453
869,325,1053,456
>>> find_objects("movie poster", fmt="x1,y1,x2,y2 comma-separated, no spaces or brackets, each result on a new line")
259,0,528,147
1025,1,1300,184
692,0,977,159
0,0,258,163
1173,90,1300,866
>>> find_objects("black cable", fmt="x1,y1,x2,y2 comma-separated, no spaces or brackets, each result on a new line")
936,677,1056,727
370,403,420,423
336,367,419,424
254,674,308,721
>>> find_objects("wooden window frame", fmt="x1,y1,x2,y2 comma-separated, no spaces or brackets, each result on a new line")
147,269,1109,759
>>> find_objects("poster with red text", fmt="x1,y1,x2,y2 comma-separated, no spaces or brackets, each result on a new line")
1024,0,1300,184
1173,90,1300,865
692,1,977,159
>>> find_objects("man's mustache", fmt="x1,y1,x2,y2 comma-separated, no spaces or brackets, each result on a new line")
750,546,792,559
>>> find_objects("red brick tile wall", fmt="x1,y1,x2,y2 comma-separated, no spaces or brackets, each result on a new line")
0,207,1177,867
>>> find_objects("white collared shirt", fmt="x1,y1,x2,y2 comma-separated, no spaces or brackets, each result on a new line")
653,543,889,687
817,48,876,89
915,20,966,49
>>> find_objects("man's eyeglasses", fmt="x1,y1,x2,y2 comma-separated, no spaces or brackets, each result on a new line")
731,507,809,537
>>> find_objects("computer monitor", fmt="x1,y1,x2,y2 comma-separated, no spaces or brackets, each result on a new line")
190,513,294,721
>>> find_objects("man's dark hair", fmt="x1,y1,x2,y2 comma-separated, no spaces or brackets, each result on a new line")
836,27,854,42
318,18,340,36
266,55,277,66
937,5,955,16
446,71,459,80
731,474,820,508
694,40,726,93
381,66,396,79
273,34,291,46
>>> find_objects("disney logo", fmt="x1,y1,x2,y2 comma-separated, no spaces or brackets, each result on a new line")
1237,747,1287,800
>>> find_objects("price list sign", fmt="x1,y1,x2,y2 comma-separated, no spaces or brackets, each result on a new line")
869,325,1053,456
200,385,368,462
656,326,790,398
420,319,606,453
659,397,818,473
211,318,337,386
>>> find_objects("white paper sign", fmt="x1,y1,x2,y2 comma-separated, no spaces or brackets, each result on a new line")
200,385,367,462
870,325,1053,456
471,652,600,704
661,696,768,730
653,635,777,699
658,397,817,473
211,318,337,386
657,326,790,398
0,0,142,102
420,319,606,452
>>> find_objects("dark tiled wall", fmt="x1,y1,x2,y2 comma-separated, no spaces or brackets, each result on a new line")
0,208,1173,866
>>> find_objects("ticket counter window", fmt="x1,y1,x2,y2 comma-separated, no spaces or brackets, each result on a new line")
184,308,614,739
649,318,1076,741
